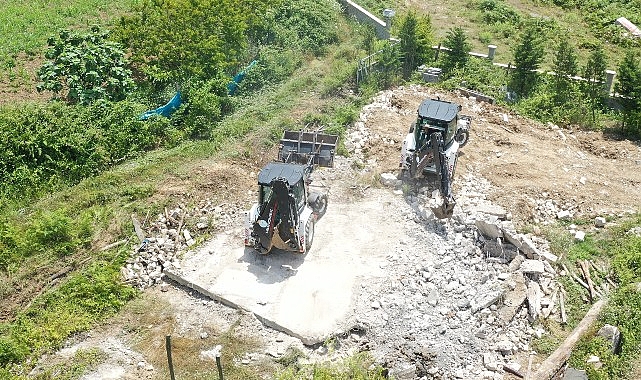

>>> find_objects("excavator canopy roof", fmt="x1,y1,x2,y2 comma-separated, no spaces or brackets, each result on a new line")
258,162,306,186
417,99,460,122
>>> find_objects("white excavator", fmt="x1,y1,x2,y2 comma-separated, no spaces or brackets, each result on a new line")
245,130,337,254
400,98,471,219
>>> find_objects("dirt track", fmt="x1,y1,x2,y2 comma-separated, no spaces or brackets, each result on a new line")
31,85,641,379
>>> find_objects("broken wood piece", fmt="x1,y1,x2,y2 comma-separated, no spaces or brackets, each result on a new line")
578,260,597,301
559,290,567,324
500,125,515,134
532,299,606,380
100,239,128,251
503,363,524,378
131,214,145,243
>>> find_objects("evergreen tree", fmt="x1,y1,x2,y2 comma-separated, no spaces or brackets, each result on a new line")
442,27,471,75
582,45,607,123
377,41,400,88
510,24,545,97
616,51,641,134
399,12,419,79
416,15,434,68
398,12,433,79
551,36,578,106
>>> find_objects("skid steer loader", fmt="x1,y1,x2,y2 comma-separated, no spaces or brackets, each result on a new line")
400,98,471,219
245,130,338,254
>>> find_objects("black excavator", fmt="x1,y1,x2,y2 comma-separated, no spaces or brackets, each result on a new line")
400,98,471,219
244,130,338,254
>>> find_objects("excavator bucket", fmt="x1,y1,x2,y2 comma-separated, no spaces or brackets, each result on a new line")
431,201,455,219
278,130,338,167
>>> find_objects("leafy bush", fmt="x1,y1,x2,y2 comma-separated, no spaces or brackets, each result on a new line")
37,26,134,105
238,47,304,93
271,0,340,55
115,0,276,85
477,0,521,25
0,100,184,201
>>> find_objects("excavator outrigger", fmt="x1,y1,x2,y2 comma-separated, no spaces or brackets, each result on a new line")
400,98,471,219
245,130,338,254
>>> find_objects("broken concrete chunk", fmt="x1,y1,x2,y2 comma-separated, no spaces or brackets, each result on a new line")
575,231,586,241
380,172,400,187
520,260,545,274
557,210,572,220
502,229,523,250
498,273,527,324
541,251,558,263
470,281,506,313
595,217,607,228
527,281,542,321
520,236,541,259
476,218,503,239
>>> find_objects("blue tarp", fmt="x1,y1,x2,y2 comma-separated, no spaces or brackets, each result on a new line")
139,91,182,120
227,60,258,95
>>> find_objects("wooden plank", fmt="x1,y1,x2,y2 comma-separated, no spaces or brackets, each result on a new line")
533,299,606,380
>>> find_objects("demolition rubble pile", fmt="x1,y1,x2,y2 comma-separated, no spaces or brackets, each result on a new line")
120,201,244,289
342,88,575,379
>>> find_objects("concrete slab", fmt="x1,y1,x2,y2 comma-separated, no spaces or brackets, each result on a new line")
172,197,404,345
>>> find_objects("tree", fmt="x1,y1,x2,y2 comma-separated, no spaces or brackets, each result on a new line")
363,25,376,57
416,15,435,67
398,12,433,79
582,45,607,123
36,27,134,105
510,24,545,97
615,51,641,134
551,36,578,106
376,41,401,88
399,12,419,79
442,27,471,75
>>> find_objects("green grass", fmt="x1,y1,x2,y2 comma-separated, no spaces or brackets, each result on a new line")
0,0,133,68
275,352,387,380
539,214,641,379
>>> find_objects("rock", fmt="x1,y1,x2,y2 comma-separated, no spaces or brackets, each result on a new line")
495,339,514,355
520,260,545,274
380,173,400,187
388,363,416,380
427,289,439,306
476,218,503,239
470,282,506,313
586,355,602,369
508,254,525,272
498,273,527,324
520,237,541,259
596,324,622,354
527,281,542,321
483,353,501,371
563,368,588,380
541,251,558,263
575,231,586,241
557,210,572,220
595,217,607,228
200,332,209,339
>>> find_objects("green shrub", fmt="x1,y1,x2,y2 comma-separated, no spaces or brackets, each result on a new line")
0,100,184,201
37,26,134,105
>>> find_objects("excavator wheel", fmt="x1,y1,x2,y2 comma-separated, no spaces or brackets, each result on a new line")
455,129,470,147
304,218,315,252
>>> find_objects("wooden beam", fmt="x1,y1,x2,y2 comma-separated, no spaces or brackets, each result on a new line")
532,299,606,380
